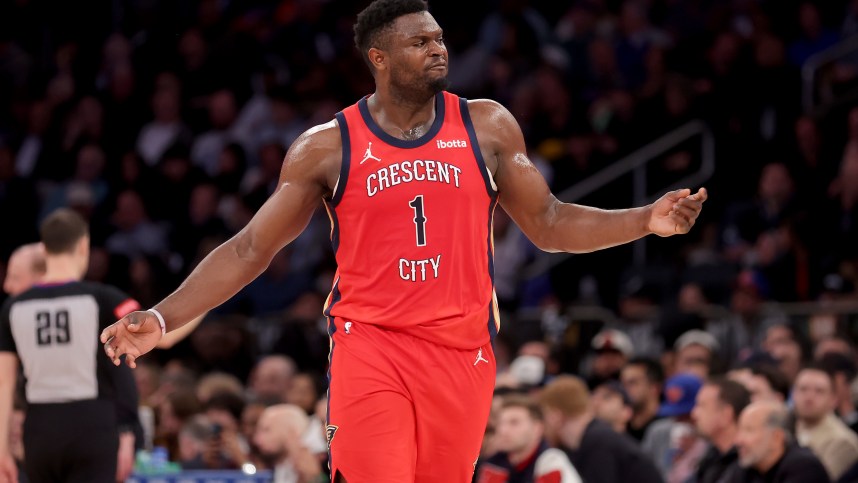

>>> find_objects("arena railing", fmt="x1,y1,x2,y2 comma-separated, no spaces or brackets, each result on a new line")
521,120,715,279
802,34,858,114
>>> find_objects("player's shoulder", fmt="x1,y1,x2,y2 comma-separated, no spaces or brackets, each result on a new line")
463,98,519,136
464,98,513,121
282,119,343,182
288,119,343,160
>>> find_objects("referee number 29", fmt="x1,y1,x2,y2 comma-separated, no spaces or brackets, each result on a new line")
409,195,427,246
35,310,71,346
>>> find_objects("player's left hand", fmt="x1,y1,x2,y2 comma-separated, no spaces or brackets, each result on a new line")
100,310,163,368
647,187,708,237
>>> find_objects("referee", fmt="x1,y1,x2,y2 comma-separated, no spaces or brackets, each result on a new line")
0,209,141,483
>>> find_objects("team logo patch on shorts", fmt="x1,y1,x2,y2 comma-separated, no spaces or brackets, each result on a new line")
326,424,339,449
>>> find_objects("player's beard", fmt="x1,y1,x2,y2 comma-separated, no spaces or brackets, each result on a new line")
390,68,450,106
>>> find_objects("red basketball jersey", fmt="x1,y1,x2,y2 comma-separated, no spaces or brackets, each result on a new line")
323,91,500,349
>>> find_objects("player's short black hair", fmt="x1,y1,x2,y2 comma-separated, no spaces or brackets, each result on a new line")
354,0,428,70
40,208,89,255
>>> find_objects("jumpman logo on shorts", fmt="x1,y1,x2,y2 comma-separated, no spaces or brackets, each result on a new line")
474,347,489,366
360,142,381,164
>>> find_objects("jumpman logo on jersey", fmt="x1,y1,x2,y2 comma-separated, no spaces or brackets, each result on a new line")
474,347,489,366
360,142,382,164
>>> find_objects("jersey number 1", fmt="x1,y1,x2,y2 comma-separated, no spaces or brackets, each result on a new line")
409,195,427,246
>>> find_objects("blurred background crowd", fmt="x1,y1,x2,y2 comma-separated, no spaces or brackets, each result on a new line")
4,0,858,481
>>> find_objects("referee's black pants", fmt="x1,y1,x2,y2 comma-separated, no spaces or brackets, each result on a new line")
23,400,119,483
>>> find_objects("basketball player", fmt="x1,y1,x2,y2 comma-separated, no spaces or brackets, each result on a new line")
100,1,707,481
0,209,141,483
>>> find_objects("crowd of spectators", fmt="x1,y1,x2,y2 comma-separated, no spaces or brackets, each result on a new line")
4,0,858,481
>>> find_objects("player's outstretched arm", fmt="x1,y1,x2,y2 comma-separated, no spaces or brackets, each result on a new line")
469,100,707,253
101,122,341,367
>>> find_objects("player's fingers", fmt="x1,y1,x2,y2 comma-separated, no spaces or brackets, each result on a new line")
111,344,128,366
670,211,693,232
693,187,708,202
666,188,691,201
103,337,116,358
100,325,116,343
125,353,137,369
675,195,703,211
672,203,698,221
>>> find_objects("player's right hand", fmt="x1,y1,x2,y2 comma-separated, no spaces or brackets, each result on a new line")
0,451,17,483
100,311,163,368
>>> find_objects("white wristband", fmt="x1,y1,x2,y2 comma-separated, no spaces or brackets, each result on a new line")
147,309,167,336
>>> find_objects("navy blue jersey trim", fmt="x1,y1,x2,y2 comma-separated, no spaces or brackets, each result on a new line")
323,280,342,319
324,201,341,254
325,317,337,470
330,112,351,207
487,197,499,340
358,92,445,149
459,98,497,197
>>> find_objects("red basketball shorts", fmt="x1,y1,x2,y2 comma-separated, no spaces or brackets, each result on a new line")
326,318,496,482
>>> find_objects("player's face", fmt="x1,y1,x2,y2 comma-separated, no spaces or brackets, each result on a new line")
385,12,449,100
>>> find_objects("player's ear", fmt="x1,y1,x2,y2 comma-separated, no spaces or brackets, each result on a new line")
368,47,387,72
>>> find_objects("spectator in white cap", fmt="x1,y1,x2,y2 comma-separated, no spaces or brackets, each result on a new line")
674,330,719,378
587,329,634,387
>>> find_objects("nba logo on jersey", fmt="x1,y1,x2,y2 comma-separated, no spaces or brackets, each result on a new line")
344,321,353,334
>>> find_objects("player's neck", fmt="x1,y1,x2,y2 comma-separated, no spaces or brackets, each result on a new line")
42,255,84,283
368,87,436,139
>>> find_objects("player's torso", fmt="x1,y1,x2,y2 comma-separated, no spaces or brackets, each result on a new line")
324,92,499,349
